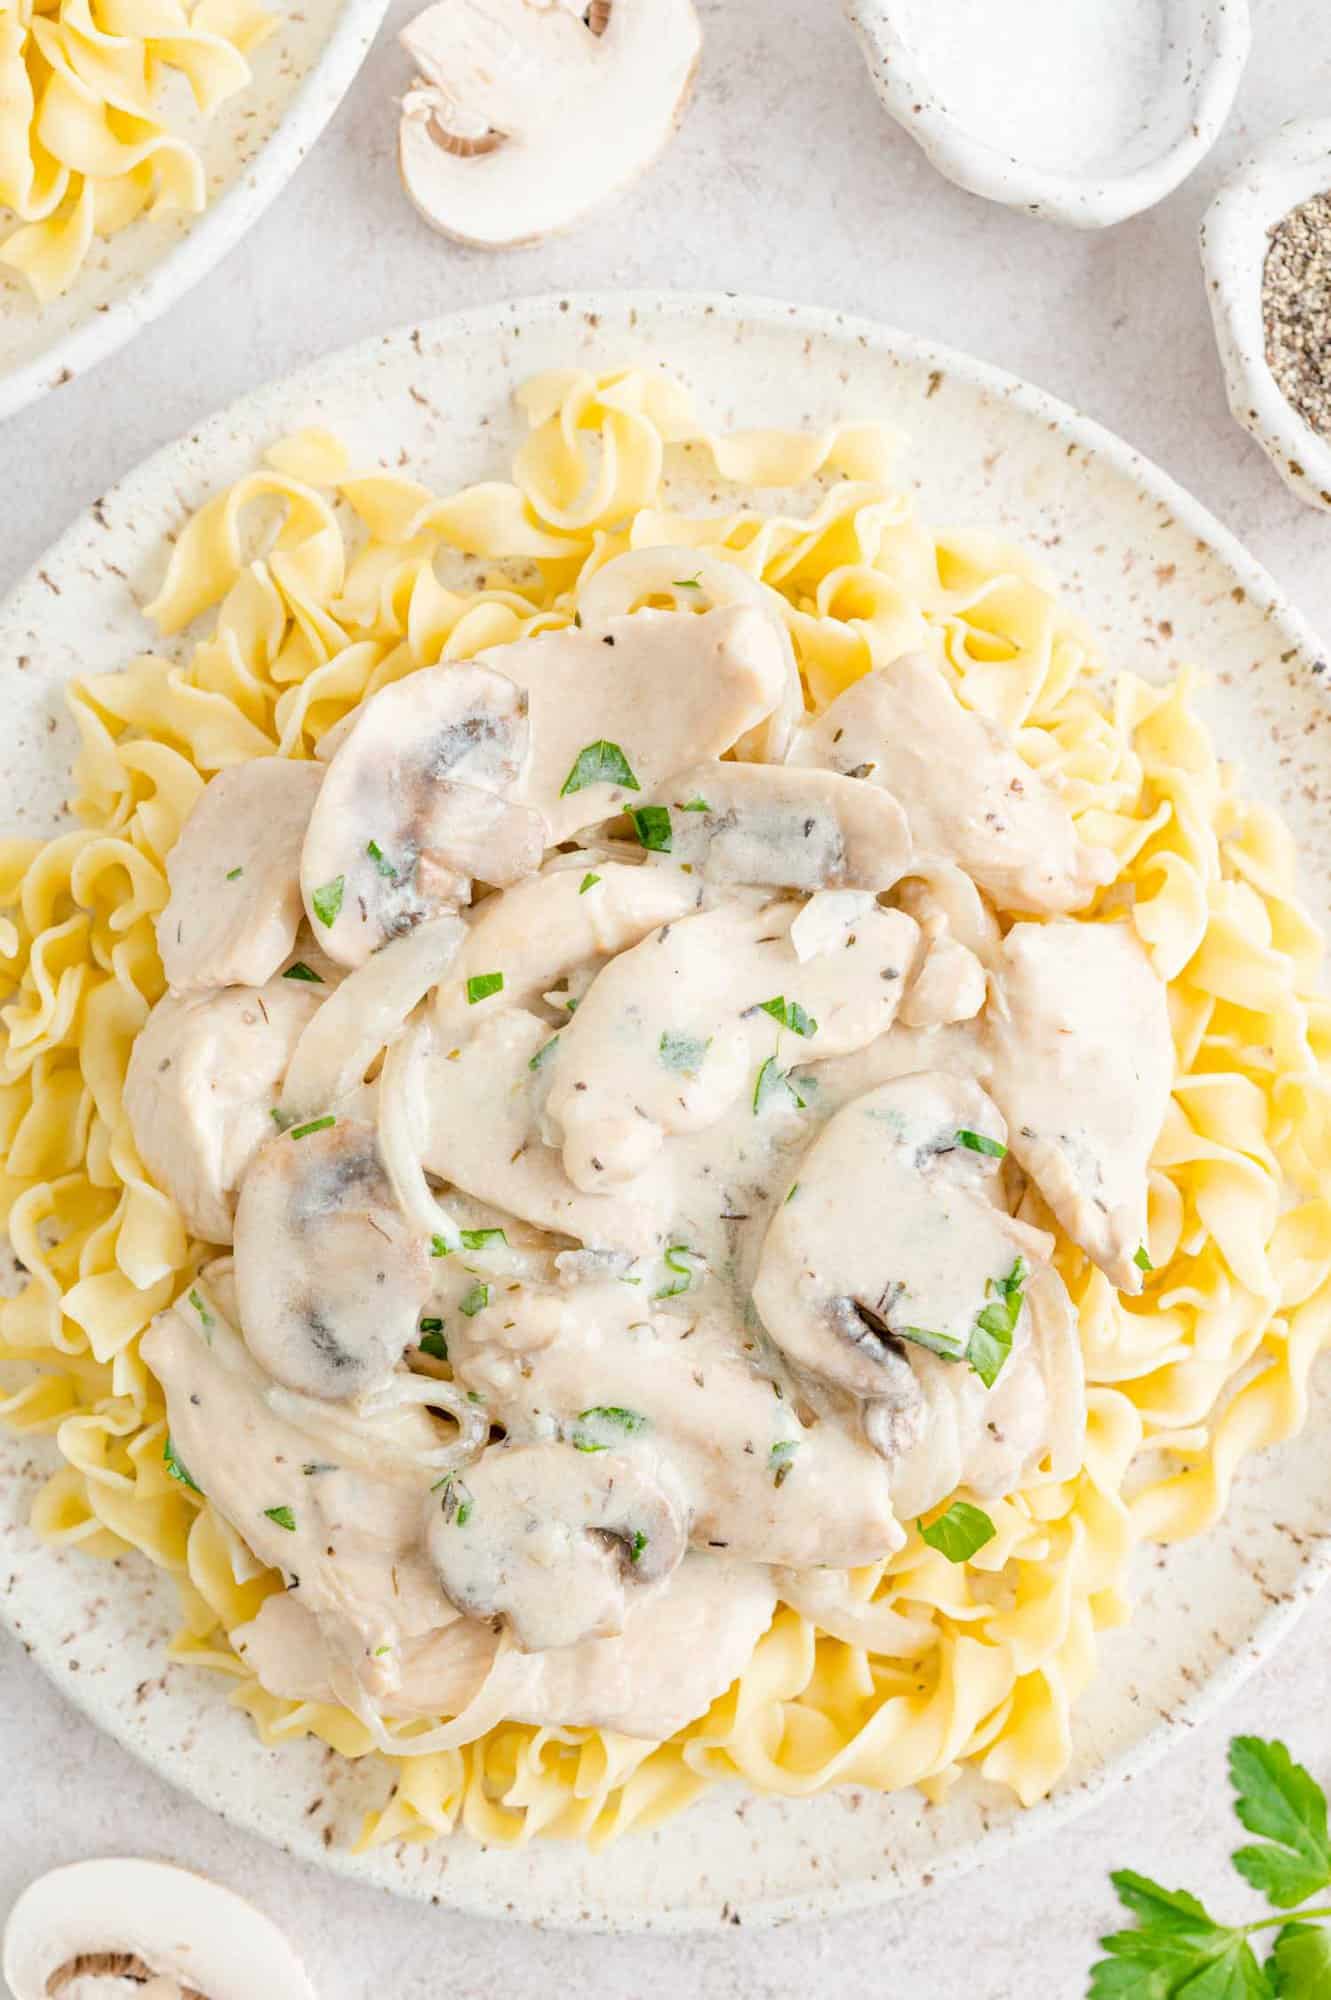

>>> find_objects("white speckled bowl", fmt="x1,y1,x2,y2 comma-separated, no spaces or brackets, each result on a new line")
2,292,1331,1931
845,0,1250,227
1202,118,1331,513
0,0,390,423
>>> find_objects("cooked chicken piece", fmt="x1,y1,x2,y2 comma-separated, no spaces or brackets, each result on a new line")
645,758,912,893
301,663,542,967
233,1116,433,1399
158,760,324,993
752,1071,1050,1407
449,1282,902,1569
792,653,1116,915
419,1010,672,1256
475,605,787,843
125,978,321,1243
545,897,919,1191
428,1441,687,1651
897,887,988,1029
985,919,1174,1291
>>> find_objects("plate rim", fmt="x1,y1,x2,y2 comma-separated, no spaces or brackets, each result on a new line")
0,0,392,424
2,286,1330,1930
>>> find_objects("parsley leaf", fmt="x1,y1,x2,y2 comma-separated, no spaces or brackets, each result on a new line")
659,1029,710,1075
631,804,672,852
918,1500,996,1563
163,1434,201,1493
418,1320,448,1361
1230,1739,1331,1909
282,961,324,984
579,872,601,894
311,876,344,928
679,797,710,812
968,1258,1027,1389
263,1505,296,1532
529,1033,561,1073
289,1114,335,1141
770,1439,799,1487
466,971,503,1004
753,1055,807,1115
459,1283,489,1317
758,995,818,1038
1135,1245,1155,1272
956,1127,1006,1158
628,1529,649,1565
225,865,243,880
560,740,640,796
1270,1921,1331,1996
572,1406,648,1452
654,1243,699,1300
366,838,396,879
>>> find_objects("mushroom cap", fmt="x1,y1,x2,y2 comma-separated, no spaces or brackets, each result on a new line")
429,1439,686,1650
651,758,913,893
397,0,703,250
2,1858,318,2000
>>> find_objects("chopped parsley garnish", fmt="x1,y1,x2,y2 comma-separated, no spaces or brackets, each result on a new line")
459,1283,489,1317
466,971,504,1004
263,1505,297,1532
918,1500,995,1563
366,838,396,879
163,1434,201,1492
956,1128,1006,1159
628,1529,649,1565
418,1320,447,1361
659,1029,711,1075
289,1115,335,1141
967,1258,1027,1388
572,1406,649,1452
752,1055,807,1115
435,1476,474,1528
559,740,640,797
897,1324,969,1362
529,1033,561,1072
187,1288,214,1329
432,1228,508,1257
679,797,710,813
758,995,817,1038
785,1182,799,1204
672,574,702,588
282,961,324,983
770,1439,799,1488
311,876,344,928
654,1243,698,1300
578,872,601,894
225,866,243,880
1135,1244,1155,1271
630,804,672,852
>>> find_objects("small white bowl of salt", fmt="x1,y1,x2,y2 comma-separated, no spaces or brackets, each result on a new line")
844,0,1250,227
1203,118,1331,512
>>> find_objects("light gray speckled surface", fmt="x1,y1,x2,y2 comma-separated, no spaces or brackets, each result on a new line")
3,0,1331,1993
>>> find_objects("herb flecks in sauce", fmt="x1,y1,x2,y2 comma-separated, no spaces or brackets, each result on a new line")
560,740,640,797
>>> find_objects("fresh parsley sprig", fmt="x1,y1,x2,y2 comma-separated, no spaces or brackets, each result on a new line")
1089,1737,1331,1997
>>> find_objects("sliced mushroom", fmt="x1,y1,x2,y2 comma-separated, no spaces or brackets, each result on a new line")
545,897,919,1190
418,1008,672,1254
124,979,323,1243
433,855,697,1032
576,547,803,760
752,1070,1050,1403
428,1440,686,1651
475,605,787,844
647,759,912,894
300,663,540,968
233,1116,433,1398
2,1859,318,2000
894,862,1002,963
792,653,1117,915
158,760,324,994
985,918,1174,1291
398,0,702,249
448,1283,901,1567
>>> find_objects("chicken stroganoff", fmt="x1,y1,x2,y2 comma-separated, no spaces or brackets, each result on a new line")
4,365,1329,1849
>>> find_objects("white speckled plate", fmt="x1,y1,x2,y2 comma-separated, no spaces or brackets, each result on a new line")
2,292,1331,1931
0,0,389,422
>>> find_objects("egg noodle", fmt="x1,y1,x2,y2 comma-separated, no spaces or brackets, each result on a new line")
0,0,273,301
3,364,1330,1850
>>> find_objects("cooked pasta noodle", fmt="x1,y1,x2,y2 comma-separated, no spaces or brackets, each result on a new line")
0,0,273,301
4,363,1331,1850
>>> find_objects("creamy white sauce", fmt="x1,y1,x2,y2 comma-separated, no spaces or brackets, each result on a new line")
126,620,1149,1742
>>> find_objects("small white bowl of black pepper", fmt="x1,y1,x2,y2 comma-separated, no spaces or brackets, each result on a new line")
1202,118,1331,511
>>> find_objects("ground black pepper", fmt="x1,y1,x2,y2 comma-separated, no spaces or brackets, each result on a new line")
1263,191,1331,437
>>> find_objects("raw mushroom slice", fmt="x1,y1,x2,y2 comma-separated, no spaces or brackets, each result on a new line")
233,1116,433,1399
448,1282,902,1566
647,759,912,893
158,760,324,994
418,1010,672,1254
792,652,1117,915
544,897,919,1190
301,663,540,968
398,0,702,250
752,1070,1051,1404
434,856,697,1032
985,918,1174,1291
2,1858,318,2000
475,604,787,844
428,1440,687,1651
124,978,322,1243
576,547,803,760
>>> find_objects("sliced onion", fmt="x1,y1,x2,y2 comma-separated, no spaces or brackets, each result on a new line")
377,1018,463,1253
